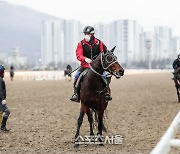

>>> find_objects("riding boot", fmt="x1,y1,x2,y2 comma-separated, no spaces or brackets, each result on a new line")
105,90,112,101
70,87,80,103
1,117,9,131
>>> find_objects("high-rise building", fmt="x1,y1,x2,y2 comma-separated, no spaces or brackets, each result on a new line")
41,20,82,68
64,20,82,63
107,20,143,67
95,23,110,47
8,47,27,69
154,26,173,61
173,37,180,58
41,19,179,69
52,20,64,65
41,20,65,68
41,20,53,66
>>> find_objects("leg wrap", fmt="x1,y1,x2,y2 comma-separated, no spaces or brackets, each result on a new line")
3,108,10,118
0,112,2,123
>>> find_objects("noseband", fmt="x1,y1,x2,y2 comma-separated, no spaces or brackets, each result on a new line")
89,51,118,77
101,51,118,71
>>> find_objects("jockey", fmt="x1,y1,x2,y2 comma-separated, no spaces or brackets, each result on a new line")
172,54,180,80
0,65,10,131
10,65,14,81
173,54,180,70
66,64,72,71
70,26,112,102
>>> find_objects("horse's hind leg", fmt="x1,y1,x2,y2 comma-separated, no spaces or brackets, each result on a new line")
86,109,94,136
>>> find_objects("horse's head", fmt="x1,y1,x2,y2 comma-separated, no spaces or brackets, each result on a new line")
101,46,124,78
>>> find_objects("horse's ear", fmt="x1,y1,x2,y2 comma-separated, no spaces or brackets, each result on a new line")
110,46,116,52
103,49,107,54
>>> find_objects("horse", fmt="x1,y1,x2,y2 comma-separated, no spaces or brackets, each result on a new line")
74,46,124,147
173,68,180,102
64,67,72,82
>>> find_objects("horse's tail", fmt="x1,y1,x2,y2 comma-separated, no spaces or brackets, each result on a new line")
91,109,108,133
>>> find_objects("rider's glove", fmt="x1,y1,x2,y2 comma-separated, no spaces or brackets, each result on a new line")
2,100,6,105
85,58,92,64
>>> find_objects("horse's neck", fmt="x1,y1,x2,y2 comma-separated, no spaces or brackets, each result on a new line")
85,59,104,88
91,57,104,75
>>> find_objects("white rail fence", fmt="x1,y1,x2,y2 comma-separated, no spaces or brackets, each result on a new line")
150,111,180,154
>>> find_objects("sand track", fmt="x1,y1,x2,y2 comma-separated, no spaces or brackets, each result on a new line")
0,72,179,154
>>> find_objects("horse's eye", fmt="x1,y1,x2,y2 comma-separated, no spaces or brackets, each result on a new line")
106,55,113,63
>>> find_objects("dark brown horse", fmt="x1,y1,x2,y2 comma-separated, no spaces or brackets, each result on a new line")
173,68,180,102
74,47,124,147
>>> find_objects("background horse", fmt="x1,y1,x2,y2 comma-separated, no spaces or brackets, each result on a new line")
64,65,72,82
74,47,124,147
173,68,180,102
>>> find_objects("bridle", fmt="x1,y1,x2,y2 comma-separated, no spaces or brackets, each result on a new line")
89,51,118,77
101,51,118,71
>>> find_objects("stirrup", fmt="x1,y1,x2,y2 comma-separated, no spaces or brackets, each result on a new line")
70,94,80,103
105,94,112,101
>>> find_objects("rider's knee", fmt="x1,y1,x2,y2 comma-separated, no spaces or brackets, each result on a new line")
75,71,80,80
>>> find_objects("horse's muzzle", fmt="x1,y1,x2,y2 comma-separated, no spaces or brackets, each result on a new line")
113,70,124,79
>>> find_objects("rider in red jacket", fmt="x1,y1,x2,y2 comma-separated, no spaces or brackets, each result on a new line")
70,26,112,102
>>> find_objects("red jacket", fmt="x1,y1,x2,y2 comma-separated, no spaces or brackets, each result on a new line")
76,37,107,68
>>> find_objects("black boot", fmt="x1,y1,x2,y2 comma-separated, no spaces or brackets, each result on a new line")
70,88,80,103
105,93,112,101
1,117,9,131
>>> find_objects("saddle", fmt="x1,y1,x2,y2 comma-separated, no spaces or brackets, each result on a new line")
75,69,88,90
75,69,109,91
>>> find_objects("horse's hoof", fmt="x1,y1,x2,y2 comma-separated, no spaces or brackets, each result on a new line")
99,143,104,146
73,143,79,148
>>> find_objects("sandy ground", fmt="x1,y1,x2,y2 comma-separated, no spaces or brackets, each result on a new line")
0,71,180,154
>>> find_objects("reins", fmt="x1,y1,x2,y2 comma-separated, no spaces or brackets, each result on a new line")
89,52,117,94
89,52,118,76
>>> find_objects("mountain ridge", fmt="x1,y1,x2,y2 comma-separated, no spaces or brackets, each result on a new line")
0,1,60,64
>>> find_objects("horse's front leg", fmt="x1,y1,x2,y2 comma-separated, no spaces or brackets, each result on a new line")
174,80,180,103
86,109,94,135
97,111,104,146
74,103,88,148
176,86,180,103
74,111,84,148
86,108,94,143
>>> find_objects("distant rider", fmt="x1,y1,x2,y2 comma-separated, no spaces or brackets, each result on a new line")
10,65,14,81
0,65,10,131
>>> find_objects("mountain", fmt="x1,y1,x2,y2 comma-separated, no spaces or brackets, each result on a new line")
0,1,60,64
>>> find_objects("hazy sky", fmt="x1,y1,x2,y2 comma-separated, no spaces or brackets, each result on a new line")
3,0,180,35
